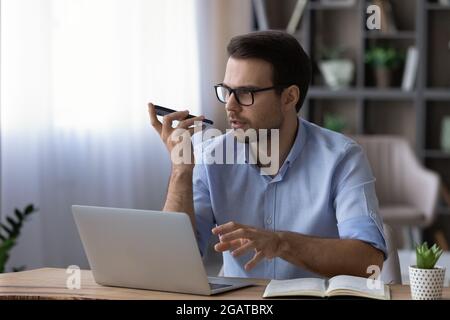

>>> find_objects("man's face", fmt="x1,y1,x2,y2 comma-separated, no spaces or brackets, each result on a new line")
222,57,284,132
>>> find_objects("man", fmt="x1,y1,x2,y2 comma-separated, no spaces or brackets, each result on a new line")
148,30,386,280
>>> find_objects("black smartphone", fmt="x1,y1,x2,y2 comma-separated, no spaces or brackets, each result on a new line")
153,105,214,125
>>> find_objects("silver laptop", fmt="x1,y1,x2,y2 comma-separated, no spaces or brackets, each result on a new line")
72,205,253,295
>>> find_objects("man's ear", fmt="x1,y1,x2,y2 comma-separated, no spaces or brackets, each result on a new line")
281,85,300,112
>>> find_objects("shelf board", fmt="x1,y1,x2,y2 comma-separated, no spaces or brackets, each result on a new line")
364,31,416,40
362,88,416,100
309,2,357,10
426,4,450,10
425,89,450,100
308,87,358,99
308,87,415,100
424,150,450,159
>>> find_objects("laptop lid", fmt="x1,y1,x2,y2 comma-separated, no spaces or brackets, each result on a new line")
72,205,214,295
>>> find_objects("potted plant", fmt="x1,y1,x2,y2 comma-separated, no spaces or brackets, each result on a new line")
318,46,354,90
365,46,404,88
323,113,347,133
0,204,38,273
409,242,446,300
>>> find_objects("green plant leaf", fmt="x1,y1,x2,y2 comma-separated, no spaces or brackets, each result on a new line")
4,216,21,239
0,223,15,238
6,217,21,230
24,204,37,216
0,238,16,273
365,46,405,69
415,242,443,269
324,113,346,133
14,209,23,221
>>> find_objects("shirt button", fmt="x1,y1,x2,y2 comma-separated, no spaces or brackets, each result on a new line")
267,217,272,225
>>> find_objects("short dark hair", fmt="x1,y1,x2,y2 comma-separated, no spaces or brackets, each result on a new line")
227,30,311,112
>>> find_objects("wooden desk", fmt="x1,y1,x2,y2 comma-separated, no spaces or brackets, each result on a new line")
0,268,448,300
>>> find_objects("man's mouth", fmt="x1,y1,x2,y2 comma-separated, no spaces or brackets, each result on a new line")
230,119,247,129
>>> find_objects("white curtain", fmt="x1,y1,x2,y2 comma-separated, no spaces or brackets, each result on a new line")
1,0,200,270
196,0,252,131
1,0,252,271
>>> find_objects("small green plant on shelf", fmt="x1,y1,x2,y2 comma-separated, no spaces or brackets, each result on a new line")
0,204,38,273
365,46,404,69
365,46,405,88
415,242,443,269
324,113,347,133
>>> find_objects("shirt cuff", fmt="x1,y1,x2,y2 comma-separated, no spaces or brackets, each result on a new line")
337,215,388,260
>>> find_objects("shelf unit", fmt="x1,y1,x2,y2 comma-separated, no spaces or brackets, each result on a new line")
258,0,450,222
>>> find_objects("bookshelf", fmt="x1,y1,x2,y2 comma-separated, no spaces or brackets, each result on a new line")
255,0,450,214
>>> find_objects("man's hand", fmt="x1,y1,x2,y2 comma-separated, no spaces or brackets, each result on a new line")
212,222,282,271
148,102,204,168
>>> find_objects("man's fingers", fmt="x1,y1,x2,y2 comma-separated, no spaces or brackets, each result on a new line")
187,125,202,136
214,239,242,252
231,240,255,257
148,103,162,134
245,251,264,271
163,110,190,123
177,116,204,129
212,221,243,236
162,110,190,137
220,228,253,242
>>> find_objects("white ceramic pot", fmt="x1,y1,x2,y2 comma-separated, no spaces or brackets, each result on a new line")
409,266,446,300
319,59,354,90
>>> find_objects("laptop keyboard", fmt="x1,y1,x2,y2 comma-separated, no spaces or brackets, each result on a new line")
209,283,233,290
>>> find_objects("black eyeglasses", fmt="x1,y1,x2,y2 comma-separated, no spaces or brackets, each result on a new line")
214,84,286,106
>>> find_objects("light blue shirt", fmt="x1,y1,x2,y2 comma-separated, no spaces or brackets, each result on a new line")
192,117,387,280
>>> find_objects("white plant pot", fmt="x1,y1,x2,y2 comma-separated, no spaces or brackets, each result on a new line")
319,59,354,90
409,266,446,300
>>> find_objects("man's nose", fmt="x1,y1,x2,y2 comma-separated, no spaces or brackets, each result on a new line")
225,93,242,113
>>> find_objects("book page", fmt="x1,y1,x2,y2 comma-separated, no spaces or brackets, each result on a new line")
326,275,388,299
263,278,326,298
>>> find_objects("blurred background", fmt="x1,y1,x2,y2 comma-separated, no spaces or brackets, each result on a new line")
1,0,449,283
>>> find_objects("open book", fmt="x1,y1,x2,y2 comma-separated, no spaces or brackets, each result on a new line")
263,275,390,300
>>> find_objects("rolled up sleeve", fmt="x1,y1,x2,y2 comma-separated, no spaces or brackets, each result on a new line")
333,142,388,259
